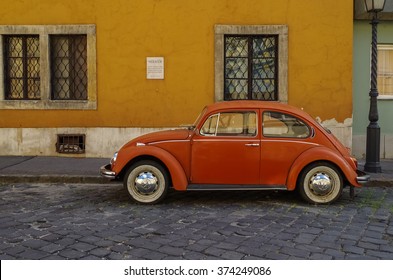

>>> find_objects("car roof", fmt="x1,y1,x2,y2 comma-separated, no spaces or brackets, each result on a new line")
205,100,314,121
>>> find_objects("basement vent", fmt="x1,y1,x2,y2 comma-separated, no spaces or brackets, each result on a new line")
56,134,86,154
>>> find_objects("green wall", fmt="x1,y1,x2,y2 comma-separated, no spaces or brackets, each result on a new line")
353,20,393,136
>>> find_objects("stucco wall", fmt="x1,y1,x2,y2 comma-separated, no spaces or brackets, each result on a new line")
0,0,354,157
0,127,170,158
0,125,353,159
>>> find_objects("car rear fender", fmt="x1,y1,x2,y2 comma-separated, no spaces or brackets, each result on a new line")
286,147,359,191
115,145,188,191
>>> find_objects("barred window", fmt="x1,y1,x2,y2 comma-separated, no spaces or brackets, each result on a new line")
0,25,96,110
224,35,278,101
3,35,40,100
50,35,88,100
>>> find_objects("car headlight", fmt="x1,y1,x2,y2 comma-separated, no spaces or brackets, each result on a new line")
110,152,118,165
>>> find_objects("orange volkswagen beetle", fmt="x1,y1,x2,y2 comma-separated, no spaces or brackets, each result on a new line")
100,101,369,205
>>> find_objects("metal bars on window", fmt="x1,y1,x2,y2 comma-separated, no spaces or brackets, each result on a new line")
224,35,278,101
56,134,86,154
3,35,40,100
50,35,88,100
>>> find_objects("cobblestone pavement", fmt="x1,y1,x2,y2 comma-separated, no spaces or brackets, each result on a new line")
1,183,393,260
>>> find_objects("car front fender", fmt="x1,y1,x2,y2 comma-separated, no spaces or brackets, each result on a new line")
113,145,188,191
286,147,360,191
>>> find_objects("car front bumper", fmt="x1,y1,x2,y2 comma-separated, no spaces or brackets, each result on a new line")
356,170,370,184
100,164,116,179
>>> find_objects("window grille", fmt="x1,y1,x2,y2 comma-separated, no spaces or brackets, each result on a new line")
3,35,40,100
56,134,86,154
224,35,278,101
50,35,88,100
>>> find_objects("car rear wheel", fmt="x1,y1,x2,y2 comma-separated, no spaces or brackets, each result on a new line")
298,162,343,204
124,160,169,204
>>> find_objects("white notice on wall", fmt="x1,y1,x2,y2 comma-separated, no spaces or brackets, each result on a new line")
146,57,164,79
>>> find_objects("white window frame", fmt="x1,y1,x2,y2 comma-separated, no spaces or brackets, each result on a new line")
214,25,288,103
377,44,393,100
0,25,97,110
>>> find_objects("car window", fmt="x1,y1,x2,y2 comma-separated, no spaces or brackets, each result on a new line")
263,111,310,138
200,111,257,136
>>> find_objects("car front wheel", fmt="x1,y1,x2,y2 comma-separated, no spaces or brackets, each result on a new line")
124,160,169,204
298,162,343,204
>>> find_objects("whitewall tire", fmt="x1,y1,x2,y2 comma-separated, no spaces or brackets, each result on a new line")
298,162,343,204
124,160,169,204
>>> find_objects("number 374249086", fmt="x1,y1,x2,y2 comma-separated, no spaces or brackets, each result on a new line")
217,267,271,276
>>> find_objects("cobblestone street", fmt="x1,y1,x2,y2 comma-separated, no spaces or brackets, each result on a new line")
1,183,393,260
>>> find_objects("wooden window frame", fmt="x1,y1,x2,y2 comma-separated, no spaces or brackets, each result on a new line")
3,35,40,100
378,44,393,99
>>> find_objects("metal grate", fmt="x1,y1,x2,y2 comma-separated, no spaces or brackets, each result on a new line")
50,35,88,100
224,35,278,101
56,134,86,154
3,35,41,100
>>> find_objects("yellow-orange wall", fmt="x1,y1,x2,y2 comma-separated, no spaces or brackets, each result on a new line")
0,0,353,128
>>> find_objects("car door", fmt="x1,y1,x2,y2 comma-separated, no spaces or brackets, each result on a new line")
190,110,260,185
260,110,315,186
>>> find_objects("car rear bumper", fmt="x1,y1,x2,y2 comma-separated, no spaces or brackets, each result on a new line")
356,170,370,184
100,164,116,179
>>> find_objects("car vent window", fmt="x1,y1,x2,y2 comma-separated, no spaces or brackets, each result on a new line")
201,114,219,135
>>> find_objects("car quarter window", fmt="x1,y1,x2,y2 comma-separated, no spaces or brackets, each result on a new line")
262,111,310,138
200,111,257,136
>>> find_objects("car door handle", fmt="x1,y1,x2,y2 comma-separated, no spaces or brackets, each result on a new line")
245,143,260,147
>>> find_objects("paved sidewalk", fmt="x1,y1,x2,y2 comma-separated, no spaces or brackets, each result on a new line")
0,156,392,186
0,156,109,184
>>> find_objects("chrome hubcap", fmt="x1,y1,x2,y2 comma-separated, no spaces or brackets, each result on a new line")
309,172,332,195
134,172,158,194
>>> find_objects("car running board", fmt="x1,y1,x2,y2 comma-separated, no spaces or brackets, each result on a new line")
187,184,287,191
